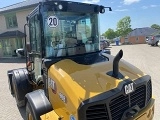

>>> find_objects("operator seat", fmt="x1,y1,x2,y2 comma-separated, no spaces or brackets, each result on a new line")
75,42,86,54
56,43,66,57
66,38,77,55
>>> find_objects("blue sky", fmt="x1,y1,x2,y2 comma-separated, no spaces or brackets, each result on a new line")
0,0,160,34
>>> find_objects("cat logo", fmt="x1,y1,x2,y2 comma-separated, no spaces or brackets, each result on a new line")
124,83,134,94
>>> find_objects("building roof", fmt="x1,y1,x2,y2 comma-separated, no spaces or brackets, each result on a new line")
0,30,25,38
151,30,160,36
0,0,42,14
127,27,158,37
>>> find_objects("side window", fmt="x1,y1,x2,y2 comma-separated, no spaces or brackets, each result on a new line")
5,13,18,29
125,37,128,42
35,16,41,52
29,15,41,52
136,37,139,41
30,17,36,51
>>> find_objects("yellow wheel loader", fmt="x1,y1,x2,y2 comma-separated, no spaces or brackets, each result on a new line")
7,0,154,120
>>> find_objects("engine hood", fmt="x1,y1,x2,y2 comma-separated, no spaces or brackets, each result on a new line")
47,53,147,119
49,53,146,101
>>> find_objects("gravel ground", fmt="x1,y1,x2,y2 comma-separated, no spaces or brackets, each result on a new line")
0,44,159,120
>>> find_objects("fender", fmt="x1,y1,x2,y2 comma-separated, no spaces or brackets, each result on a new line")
25,89,53,120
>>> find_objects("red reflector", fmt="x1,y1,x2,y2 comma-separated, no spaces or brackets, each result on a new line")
27,61,31,67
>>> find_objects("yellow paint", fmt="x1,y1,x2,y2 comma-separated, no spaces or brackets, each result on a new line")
29,113,33,120
45,57,149,119
40,110,59,120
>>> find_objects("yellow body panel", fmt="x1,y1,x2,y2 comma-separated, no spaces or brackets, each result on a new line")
46,53,148,119
40,111,59,120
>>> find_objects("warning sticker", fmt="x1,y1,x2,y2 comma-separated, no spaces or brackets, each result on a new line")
47,16,59,28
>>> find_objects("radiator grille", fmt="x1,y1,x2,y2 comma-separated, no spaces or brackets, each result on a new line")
147,80,152,103
86,104,109,120
109,95,129,120
85,83,151,120
130,85,146,109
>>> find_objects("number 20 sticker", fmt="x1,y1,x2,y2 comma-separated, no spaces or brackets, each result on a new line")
47,16,59,28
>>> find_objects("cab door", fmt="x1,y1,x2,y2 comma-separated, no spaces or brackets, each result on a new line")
29,14,42,83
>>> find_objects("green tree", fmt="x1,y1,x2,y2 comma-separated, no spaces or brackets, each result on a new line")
104,28,117,39
151,24,160,30
116,16,132,37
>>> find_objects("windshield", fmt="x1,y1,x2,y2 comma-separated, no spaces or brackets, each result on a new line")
43,11,100,58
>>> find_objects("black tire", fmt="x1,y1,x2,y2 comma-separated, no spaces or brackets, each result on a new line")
25,90,53,120
26,102,38,120
156,41,158,46
7,70,14,95
13,82,24,107
12,68,32,107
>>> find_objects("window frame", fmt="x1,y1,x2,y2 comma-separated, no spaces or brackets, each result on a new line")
5,13,18,29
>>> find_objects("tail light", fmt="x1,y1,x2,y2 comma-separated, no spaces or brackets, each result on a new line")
151,36,154,40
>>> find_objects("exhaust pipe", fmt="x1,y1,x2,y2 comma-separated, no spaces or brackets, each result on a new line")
112,49,123,78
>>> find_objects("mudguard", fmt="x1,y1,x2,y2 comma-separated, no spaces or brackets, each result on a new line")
25,89,53,120
12,68,32,107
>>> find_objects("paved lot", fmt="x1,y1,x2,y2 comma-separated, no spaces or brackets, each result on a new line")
110,44,160,120
0,58,26,120
0,44,159,120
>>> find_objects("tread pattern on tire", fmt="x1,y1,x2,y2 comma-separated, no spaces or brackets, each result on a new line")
12,68,32,107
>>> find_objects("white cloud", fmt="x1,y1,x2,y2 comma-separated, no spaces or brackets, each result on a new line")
83,0,100,4
142,6,148,9
123,0,140,5
150,5,157,7
115,9,129,12
141,5,159,9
